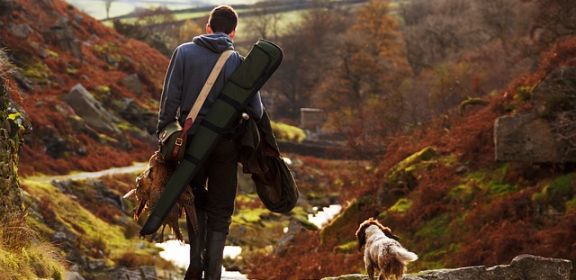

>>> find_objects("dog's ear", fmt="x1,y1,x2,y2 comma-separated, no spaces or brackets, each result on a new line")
355,221,370,251
382,227,401,241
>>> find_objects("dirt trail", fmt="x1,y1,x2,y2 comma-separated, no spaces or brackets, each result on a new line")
23,162,147,184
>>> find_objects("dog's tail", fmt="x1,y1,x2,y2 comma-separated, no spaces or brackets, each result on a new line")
391,246,418,263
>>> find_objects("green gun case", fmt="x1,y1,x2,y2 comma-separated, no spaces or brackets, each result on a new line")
140,40,284,236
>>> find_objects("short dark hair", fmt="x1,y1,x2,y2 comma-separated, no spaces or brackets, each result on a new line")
209,5,238,34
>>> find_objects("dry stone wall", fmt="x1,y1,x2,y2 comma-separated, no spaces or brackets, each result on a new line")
322,255,573,280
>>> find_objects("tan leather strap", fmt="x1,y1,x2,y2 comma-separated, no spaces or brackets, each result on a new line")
186,50,234,123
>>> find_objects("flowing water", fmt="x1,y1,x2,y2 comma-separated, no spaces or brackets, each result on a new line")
155,204,343,277
155,240,246,279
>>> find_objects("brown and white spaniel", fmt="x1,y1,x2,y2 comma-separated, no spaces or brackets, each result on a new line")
355,218,418,280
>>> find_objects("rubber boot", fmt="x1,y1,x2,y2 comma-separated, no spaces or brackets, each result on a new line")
185,209,207,280
204,231,228,280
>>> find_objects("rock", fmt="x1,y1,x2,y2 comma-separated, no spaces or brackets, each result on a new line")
508,254,572,280
110,266,162,280
86,258,106,271
322,274,368,280
41,132,69,158
8,24,32,38
46,16,82,59
455,165,469,175
64,271,85,280
494,113,576,162
140,266,157,280
322,255,573,280
53,231,68,242
116,98,157,134
120,74,143,96
273,218,307,256
532,67,576,118
61,84,121,135
11,71,33,91
495,67,576,163
410,266,490,280
114,267,142,280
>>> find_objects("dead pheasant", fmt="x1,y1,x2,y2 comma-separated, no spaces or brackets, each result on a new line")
125,151,198,241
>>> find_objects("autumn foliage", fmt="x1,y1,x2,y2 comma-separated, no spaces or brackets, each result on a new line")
0,0,168,175
245,1,576,278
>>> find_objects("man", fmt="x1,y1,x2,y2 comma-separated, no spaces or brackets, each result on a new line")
156,5,263,280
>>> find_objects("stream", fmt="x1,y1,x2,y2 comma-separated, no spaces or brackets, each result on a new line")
155,204,343,278
23,161,344,277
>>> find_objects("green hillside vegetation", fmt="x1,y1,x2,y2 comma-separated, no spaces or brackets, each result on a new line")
271,121,306,143
20,177,174,278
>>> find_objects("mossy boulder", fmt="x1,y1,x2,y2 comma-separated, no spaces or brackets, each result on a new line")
378,147,438,204
61,84,121,135
321,148,439,248
0,73,25,217
320,196,373,247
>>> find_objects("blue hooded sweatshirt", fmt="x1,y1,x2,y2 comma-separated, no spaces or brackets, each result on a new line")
156,32,263,135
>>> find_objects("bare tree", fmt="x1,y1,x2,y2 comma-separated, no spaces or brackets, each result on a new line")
104,0,116,19
246,3,283,40
530,0,576,50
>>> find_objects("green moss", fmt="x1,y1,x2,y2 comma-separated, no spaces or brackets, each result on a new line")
271,121,306,143
459,97,489,115
488,182,516,195
22,180,148,260
232,207,269,224
514,85,534,102
411,214,456,271
65,67,78,75
448,184,476,204
334,240,358,254
23,62,50,80
290,207,318,231
548,174,574,200
415,213,451,240
45,49,59,58
392,147,437,175
532,174,574,204
96,85,111,95
466,171,486,182
439,154,457,167
320,197,368,245
461,166,515,196
566,197,576,210
388,198,412,214
97,133,118,144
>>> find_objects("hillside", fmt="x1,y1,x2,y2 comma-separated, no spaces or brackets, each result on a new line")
1,0,575,279
245,37,576,279
0,0,167,175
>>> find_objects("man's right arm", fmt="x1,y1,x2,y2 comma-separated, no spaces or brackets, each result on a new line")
156,47,185,135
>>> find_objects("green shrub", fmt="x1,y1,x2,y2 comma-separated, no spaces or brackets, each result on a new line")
271,121,306,143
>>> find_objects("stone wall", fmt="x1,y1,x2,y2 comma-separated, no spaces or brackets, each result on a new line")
322,255,573,280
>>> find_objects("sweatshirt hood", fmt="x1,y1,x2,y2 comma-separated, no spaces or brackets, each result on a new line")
193,33,234,53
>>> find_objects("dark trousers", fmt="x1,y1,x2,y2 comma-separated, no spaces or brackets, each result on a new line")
185,138,238,279
188,137,238,233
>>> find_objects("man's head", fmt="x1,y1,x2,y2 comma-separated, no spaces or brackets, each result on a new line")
206,5,238,40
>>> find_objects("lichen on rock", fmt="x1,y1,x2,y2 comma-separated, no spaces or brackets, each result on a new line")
0,56,25,217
